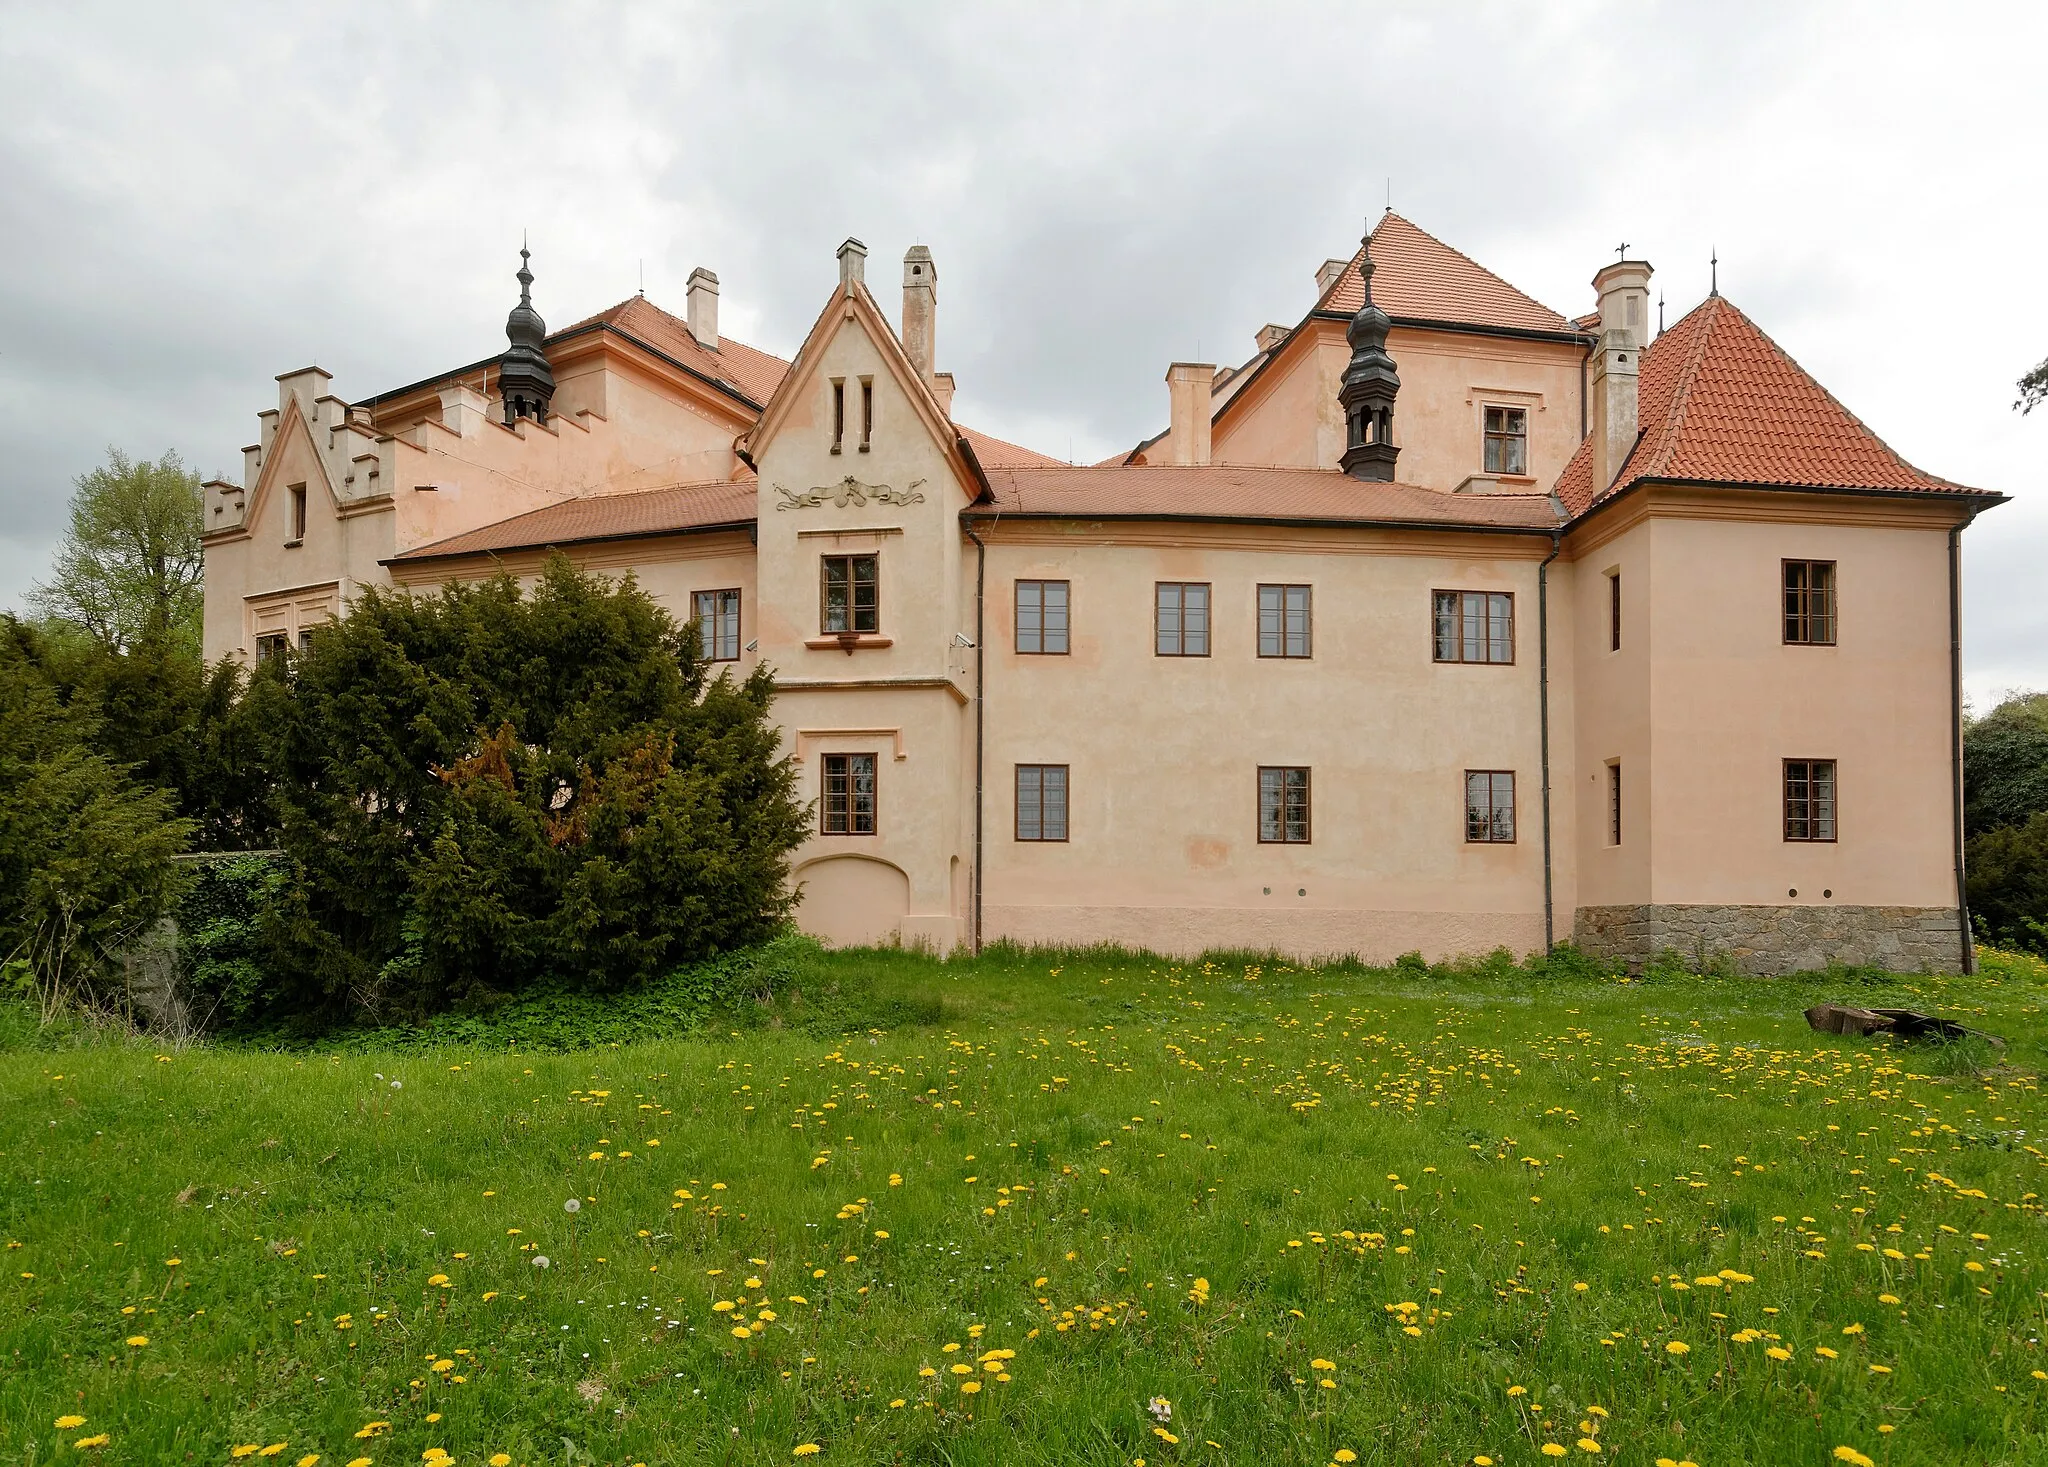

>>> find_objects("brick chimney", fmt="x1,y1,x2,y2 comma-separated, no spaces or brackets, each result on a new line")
1589,258,1653,494
902,246,937,382
1164,363,1215,466
686,267,719,348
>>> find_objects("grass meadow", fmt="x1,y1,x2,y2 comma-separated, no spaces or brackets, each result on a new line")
3,943,2047,1467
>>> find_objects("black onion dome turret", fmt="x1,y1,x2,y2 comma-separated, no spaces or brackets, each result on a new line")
1338,228,1402,482
498,246,557,426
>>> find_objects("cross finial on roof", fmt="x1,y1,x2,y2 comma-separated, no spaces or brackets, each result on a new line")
1616,241,1630,261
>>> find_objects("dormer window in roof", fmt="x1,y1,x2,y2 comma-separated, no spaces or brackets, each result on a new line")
1338,229,1401,482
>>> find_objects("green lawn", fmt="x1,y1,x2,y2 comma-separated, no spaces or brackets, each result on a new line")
4,945,2047,1467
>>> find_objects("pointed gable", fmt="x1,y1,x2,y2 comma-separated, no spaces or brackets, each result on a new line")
1554,294,1987,516
1318,213,1572,334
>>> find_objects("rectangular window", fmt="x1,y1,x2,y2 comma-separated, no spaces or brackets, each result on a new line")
1607,761,1622,846
1258,766,1311,843
1608,570,1621,652
288,484,307,542
1015,764,1069,841
1015,580,1070,655
1156,582,1210,657
1257,584,1312,658
1784,758,1837,842
255,632,289,665
693,588,742,661
1465,770,1516,843
1483,406,1528,475
1434,590,1515,664
830,378,845,454
821,555,880,634
859,378,874,452
1783,560,1836,645
821,753,877,835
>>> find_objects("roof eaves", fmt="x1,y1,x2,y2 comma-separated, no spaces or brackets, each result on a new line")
1564,475,2008,532
384,515,757,567
961,507,1560,535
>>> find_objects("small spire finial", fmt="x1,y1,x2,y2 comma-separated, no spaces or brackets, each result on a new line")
1359,230,1376,305
1710,246,1719,297
516,240,533,303
1658,291,1665,335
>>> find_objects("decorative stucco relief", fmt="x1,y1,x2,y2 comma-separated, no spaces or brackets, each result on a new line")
774,477,927,511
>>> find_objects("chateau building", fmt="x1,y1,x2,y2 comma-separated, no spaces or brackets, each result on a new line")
200,215,2004,972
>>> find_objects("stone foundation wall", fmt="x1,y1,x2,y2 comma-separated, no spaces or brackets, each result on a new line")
1572,903,1966,976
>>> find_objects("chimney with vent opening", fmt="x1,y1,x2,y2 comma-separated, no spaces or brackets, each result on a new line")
686,267,719,348
1590,257,1653,493
902,246,937,382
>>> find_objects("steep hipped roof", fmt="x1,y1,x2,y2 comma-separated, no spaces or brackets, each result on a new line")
556,295,791,405
1554,293,1993,516
388,480,756,563
958,424,1065,469
974,463,1560,530
1317,212,1574,334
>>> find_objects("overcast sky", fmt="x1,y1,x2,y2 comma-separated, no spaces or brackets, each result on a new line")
2,1,2042,701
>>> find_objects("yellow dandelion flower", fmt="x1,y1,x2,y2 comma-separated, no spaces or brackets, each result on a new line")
1311,1358,1337,1371
1766,1346,1792,1361
1334,1454,1357,1464
298,1456,321,1467
124,1335,149,1347
793,1447,822,1458
1543,1447,1569,1459
75,1436,111,1450
1577,1441,1602,1454
1664,1341,1690,1356
889,1399,906,1408
55,1415,86,1429
960,1380,982,1394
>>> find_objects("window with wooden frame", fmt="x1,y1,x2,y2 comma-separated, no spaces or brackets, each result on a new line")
254,632,289,665
1015,764,1068,841
1434,590,1514,663
1606,761,1622,846
1465,770,1516,843
859,378,874,453
1258,766,1311,843
288,484,307,543
1015,580,1070,655
1783,758,1837,842
693,588,742,661
1257,584,1312,659
1783,560,1836,645
1483,406,1528,475
830,379,846,454
1155,582,1210,657
1607,569,1622,652
820,555,879,634
821,752,877,835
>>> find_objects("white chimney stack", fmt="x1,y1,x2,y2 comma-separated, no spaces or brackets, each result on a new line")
686,267,719,348
931,371,956,418
1164,363,1215,466
1316,258,1350,297
1589,258,1653,494
902,246,937,382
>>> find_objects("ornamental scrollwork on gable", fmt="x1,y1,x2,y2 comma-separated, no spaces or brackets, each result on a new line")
773,477,927,511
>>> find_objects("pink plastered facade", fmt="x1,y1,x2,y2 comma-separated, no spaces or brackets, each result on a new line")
202,218,2002,972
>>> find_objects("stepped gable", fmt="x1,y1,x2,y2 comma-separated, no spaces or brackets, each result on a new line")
556,295,792,406
1317,212,1573,334
1554,293,1990,516
976,462,1561,530
389,480,756,563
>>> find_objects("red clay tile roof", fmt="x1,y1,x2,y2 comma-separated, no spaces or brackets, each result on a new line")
390,480,756,562
558,296,792,405
975,463,1561,529
1554,293,1989,516
958,425,1064,468
1318,213,1574,334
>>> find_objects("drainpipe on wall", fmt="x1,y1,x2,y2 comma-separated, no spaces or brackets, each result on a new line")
1950,504,1984,976
1539,529,1563,953
963,521,987,954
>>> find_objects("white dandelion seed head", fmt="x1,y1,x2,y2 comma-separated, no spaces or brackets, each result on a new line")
1148,1396,1172,1422
389,1080,402,1090
532,1255,550,1269
564,1198,582,1214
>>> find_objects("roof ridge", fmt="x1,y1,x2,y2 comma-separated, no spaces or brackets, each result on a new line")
1630,294,1722,485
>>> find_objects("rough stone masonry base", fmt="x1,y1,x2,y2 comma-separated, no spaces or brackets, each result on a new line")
1572,903,1966,976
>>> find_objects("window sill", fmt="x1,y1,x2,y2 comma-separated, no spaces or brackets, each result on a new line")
283,539,303,549
806,634,894,654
